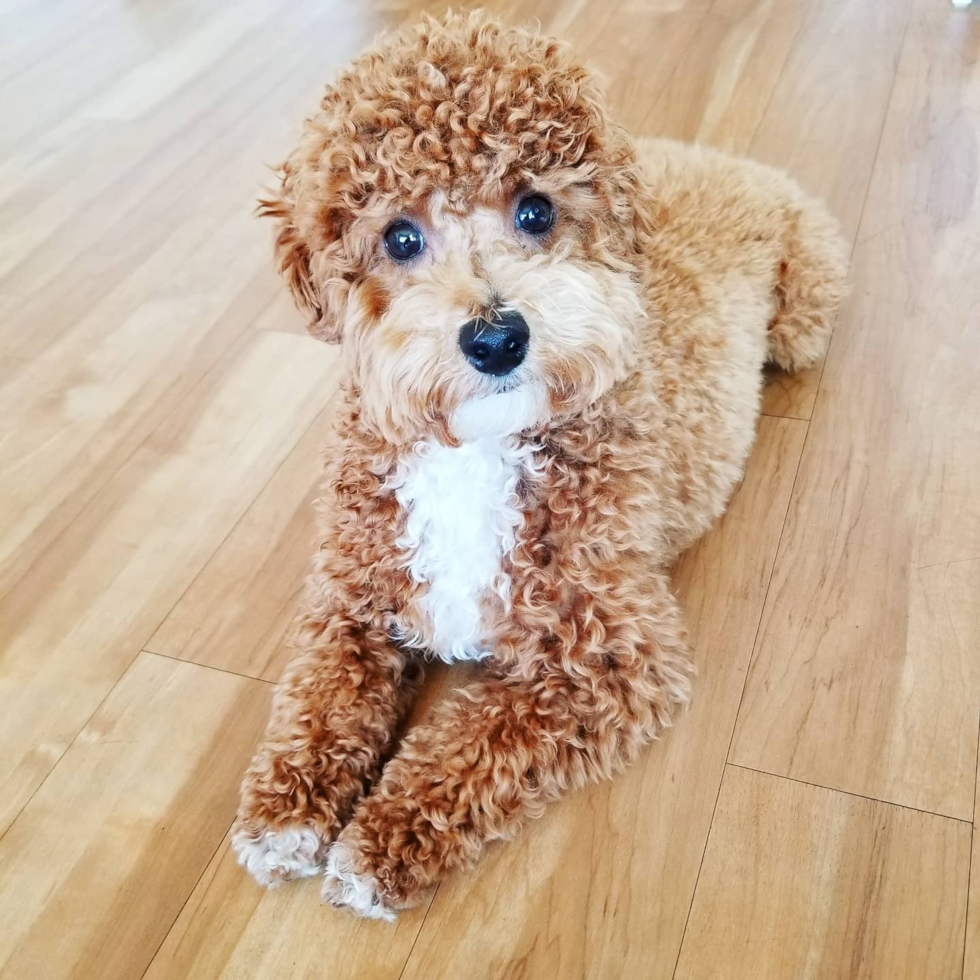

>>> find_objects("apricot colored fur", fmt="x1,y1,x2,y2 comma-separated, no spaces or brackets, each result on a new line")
232,11,847,916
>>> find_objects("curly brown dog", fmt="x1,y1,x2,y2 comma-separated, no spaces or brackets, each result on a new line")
231,10,847,919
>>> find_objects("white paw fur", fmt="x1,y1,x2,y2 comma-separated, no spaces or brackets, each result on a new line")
322,841,396,921
232,825,326,886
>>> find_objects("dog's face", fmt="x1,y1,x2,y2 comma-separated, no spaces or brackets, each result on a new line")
264,12,644,444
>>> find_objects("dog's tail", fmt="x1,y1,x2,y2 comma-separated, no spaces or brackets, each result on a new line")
766,195,849,373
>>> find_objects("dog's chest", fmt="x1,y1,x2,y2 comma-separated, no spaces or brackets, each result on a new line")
392,438,528,662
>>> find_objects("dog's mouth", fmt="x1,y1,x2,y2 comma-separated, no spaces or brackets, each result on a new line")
489,375,521,395
449,382,547,442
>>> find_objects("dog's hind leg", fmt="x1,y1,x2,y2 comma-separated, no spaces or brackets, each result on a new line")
231,617,419,887
766,197,848,373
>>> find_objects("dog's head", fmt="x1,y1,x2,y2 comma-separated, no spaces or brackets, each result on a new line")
263,10,644,444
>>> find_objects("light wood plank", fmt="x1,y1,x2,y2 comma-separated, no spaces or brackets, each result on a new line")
0,7,370,596
147,402,329,681
0,331,338,835
398,418,806,979
0,0,128,89
633,0,810,153
0,0,204,151
0,214,276,596
85,0,293,123
965,676,980,975
0,5,402,610
675,765,971,979
142,830,429,980
569,0,716,136
0,652,272,980
252,290,307,334
140,657,478,980
731,11,980,818
0,11,316,285
0,4,376,339
749,0,910,245
750,0,910,420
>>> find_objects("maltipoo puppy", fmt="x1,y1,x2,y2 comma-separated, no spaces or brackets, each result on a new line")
232,10,846,919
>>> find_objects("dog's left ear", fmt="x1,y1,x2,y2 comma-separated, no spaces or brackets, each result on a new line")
257,167,345,344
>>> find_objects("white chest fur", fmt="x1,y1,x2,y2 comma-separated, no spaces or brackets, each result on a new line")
392,437,531,662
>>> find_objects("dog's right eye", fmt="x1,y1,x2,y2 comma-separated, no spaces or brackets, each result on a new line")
515,195,554,235
383,221,425,261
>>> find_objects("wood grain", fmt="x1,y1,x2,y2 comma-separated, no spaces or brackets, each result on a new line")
567,0,716,135
966,678,980,976
632,0,809,153
0,653,272,980
0,4,368,595
752,0,911,420
748,0,910,245
399,419,807,979
147,403,330,681
142,831,430,980
730,10,980,820
0,331,338,834
675,765,971,980
140,659,478,980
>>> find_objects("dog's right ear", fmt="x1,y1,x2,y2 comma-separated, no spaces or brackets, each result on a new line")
257,174,342,344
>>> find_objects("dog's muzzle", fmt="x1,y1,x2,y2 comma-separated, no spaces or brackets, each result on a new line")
458,310,529,377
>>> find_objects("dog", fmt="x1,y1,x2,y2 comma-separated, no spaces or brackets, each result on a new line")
231,10,847,920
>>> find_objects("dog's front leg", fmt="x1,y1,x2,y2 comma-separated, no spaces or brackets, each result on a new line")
231,612,418,886
322,574,693,919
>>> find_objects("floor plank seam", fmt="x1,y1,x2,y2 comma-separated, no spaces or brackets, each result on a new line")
0,645,146,844
962,702,980,975
836,0,911,281
634,0,719,134
0,423,152,605
396,882,443,980
741,0,814,153
727,763,974,824
1,7,321,310
964,827,975,980
141,647,278,685
138,814,239,980
760,410,810,422
670,418,810,979
753,0,914,440
916,556,980,572
678,22,915,966
136,379,331,659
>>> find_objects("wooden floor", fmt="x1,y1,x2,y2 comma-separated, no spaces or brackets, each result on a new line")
1,0,978,976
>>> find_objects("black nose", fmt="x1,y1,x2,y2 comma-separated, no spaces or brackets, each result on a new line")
458,311,529,376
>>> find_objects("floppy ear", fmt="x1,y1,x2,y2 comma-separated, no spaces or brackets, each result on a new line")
257,170,344,344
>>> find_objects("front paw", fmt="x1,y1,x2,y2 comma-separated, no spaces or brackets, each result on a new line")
322,840,397,921
232,822,329,887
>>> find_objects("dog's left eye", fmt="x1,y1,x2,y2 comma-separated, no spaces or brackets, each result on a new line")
383,221,425,261
515,195,554,235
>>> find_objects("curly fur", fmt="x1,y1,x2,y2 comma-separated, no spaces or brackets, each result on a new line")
232,10,847,914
